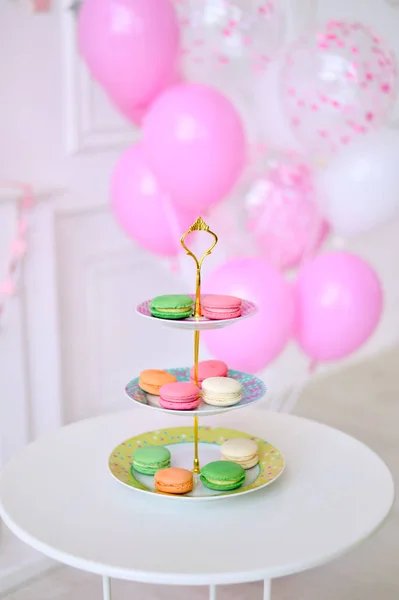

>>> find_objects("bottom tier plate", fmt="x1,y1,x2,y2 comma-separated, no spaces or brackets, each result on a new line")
109,426,285,501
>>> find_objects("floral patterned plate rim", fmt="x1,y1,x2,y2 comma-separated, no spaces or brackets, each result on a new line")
109,426,284,501
125,368,267,417
136,295,257,331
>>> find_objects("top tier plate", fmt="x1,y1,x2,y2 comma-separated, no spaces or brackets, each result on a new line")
136,295,258,331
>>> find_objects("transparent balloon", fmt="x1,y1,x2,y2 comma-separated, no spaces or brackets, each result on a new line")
281,21,398,160
173,0,286,85
253,57,304,153
245,154,328,270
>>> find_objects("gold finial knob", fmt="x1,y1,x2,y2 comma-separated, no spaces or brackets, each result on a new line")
180,216,218,318
189,216,210,232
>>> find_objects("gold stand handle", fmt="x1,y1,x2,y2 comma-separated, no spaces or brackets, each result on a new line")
180,217,218,474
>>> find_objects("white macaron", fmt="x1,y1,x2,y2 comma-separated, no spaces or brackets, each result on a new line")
201,377,242,407
221,438,259,469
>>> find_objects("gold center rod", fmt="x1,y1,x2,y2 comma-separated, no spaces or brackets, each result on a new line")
193,330,201,474
180,217,218,475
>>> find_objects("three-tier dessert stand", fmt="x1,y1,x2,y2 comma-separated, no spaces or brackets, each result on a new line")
109,216,285,499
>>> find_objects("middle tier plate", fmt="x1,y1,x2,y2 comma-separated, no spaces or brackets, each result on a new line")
126,367,267,417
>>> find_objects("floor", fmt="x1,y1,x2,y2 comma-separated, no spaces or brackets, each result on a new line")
2,348,399,600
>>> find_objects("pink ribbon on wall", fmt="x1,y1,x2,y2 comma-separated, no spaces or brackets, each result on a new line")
31,0,52,11
0,182,34,326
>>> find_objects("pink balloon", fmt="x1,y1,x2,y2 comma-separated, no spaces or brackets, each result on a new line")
78,0,180,112
111,144,197,257
245,156,329,270
113,69,183,126
295,252,383,361
114,99,147,127
202,258,295,373
143,83,247,211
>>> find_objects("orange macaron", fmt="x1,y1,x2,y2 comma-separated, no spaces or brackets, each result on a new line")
154,467,193,495
139,369,177,396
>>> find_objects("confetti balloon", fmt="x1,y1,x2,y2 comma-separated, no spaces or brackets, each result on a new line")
281,21,397,160
254,57,304,153
245,155,328,270
174,0,285,84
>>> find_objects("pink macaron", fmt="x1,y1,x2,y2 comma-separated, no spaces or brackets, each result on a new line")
201,295,242,320
190,360,229,388
159,382,201,411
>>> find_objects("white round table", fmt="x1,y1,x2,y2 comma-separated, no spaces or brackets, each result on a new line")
0,408,394,600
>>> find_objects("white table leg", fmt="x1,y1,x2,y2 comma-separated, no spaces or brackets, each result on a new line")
263,579,271,600
209,584,216,600
102,576,112,600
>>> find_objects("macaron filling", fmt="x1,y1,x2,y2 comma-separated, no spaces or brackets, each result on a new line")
159,398,201,410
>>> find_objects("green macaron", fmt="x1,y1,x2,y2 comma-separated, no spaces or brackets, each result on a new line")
131,446,171,476
200,460,246,491
150,294,194,320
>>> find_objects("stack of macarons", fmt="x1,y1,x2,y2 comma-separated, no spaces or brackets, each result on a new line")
130,439,259,495
131,445,194,495
139,370,201,411
138,363,244,411
201,295,242,320
150,295,194,320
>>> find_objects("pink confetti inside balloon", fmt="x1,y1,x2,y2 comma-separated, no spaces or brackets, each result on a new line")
281,21,397,159
173,0,285,80
245,155,328,270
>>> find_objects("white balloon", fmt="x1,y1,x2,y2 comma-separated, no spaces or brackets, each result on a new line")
315,128,399,235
